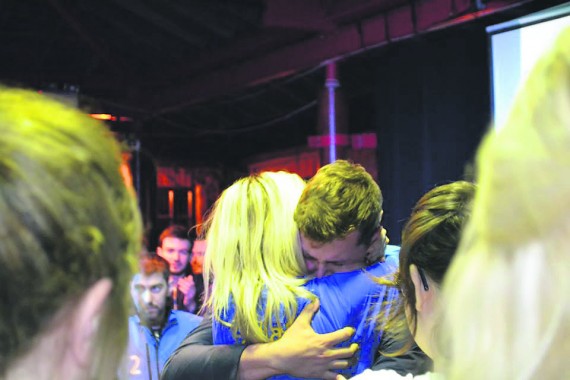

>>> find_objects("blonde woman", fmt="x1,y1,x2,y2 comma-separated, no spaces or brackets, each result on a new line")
203,171,401,379
439,27,570,380
204,171,311,345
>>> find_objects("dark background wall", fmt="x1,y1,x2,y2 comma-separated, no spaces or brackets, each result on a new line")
375,25,491,243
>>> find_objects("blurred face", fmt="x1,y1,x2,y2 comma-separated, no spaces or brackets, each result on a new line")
191,239,206,275
300,231,369,278
131,272,168,328
157,237,191,275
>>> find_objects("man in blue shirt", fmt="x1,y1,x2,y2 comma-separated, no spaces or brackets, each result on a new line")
163,161,431,380
121,254,202,379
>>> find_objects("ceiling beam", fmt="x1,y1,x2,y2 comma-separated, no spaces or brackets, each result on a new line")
143,0,528,114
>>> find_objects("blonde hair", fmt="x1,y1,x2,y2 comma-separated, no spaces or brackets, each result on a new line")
0,88,142,378
203,171,312,343
439,28,570,379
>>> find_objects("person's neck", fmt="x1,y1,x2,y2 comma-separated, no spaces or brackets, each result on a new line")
150,319,164,329
428,351,439,374
432,359,441,374
142,314,166,331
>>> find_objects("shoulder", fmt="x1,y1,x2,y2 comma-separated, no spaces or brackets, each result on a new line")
352,369,437,380
352,369,413,379
415,373,439,380
365,246,399,276
172,310,203,330
384,245,400,263
369,245,400,275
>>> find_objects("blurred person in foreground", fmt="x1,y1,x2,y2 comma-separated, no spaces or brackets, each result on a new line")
439,28,570,379
0,87,142,379
353,29,570,380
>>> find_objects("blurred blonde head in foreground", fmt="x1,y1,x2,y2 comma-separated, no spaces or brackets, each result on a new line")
440,28,570,379
0,88,142,379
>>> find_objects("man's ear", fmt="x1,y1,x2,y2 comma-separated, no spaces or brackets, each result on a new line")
409,264,428,312
70,278,113,368
156,246,163,258
365,226,385,264
379,210,389,244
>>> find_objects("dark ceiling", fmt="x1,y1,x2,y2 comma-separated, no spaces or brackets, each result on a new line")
0,0,560,167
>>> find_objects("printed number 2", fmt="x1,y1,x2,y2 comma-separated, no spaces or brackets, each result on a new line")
130,355,142,375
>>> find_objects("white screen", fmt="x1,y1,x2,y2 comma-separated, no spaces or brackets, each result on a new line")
488,3,570,128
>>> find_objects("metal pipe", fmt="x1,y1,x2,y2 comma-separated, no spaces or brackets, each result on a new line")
325,62,339,163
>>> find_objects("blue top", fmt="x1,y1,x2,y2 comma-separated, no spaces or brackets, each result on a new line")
123,310,202,380
213,245,400,379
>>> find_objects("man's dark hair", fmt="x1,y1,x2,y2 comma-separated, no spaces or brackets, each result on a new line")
158,225,193,250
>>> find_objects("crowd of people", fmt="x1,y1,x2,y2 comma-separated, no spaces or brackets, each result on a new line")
1,26,568,380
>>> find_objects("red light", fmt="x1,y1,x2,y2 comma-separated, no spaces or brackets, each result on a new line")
89,113,132,122
168,190,174,219
90,113,114,121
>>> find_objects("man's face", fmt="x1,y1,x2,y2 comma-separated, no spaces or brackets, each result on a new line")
131,272,168,327
191,239,206,275
300,230,373,278
157,237,191,275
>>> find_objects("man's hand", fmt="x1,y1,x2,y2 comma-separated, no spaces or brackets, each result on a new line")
269,298,358,378
179,275,197,312
239,298,358,380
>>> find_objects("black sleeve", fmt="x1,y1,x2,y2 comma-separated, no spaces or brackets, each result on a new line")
161,314,247,380
372,331,433,376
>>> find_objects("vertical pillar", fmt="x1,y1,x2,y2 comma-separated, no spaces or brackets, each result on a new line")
309,61,349,164
326,62,339,163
